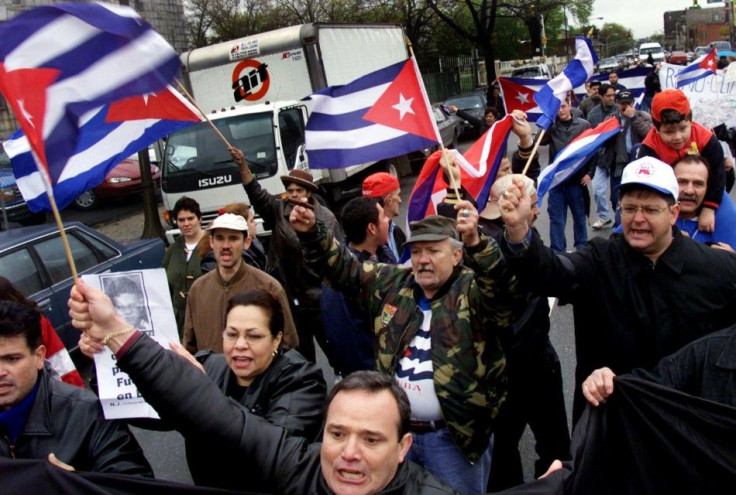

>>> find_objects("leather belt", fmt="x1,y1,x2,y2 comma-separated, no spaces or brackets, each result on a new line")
409,419,446,433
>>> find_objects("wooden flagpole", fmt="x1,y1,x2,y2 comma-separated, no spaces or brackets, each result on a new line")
406,39,462,200
521,128,546,177
33,165,79,283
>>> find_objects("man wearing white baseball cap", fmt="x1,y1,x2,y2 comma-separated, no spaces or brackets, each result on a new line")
183,213,298,354
497,156,736,424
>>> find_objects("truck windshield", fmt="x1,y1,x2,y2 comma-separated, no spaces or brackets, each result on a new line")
163,112,277,180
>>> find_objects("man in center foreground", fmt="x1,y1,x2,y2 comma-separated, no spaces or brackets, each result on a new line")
289,199,519,494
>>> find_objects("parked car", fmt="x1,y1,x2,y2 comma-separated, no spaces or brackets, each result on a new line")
73,155,161,210
409,105,463,169
0,222,165,349
668,51,689,65
694,46,710,58
597,57,620,74
0,142,46,227
444,93,486,137
510,63,553,79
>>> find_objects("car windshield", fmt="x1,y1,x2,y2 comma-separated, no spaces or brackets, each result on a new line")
445,95,483,109
163,112,277,179
600,58,617,65
511,67,542,78
640,47,662,55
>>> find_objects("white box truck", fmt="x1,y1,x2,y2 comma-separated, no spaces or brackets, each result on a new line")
161,23,409,236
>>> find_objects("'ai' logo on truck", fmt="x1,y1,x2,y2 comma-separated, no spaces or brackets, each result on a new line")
198,175,233,188
231,60,270,102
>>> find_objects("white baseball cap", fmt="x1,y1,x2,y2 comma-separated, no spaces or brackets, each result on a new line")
207,213,248,233
620,157,679,202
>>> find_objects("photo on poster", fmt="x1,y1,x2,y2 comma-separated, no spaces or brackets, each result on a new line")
100,272,153,333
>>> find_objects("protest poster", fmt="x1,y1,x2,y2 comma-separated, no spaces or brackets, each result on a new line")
83,268,178,419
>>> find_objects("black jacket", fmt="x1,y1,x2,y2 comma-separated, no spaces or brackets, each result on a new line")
0,366,152,476
186,349,326,491
502,228,736,422
116,334,457,494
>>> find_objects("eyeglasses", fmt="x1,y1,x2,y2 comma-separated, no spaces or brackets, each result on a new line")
222,330,268,345
619,204,671,219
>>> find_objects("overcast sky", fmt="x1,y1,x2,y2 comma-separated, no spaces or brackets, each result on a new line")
588,0,720,39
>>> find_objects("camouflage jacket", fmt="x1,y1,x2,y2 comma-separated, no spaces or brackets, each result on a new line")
300,222,519,462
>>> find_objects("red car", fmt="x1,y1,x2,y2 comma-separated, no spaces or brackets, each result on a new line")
668,51,688,65
73,156,161,210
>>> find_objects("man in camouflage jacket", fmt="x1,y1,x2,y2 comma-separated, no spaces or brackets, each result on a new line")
291,199,520,494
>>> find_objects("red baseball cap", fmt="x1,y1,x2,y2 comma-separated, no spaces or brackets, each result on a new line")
362,172,400,198
650,89,691,122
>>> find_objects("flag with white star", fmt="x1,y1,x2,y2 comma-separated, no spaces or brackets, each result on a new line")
676,47,718,88
303,56,441,169
0,3,182,189
6,85,200,212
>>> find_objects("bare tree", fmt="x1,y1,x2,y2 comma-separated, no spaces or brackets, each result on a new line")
426,0,500,84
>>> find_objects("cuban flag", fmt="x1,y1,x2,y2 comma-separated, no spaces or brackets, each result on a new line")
536,117,620,204
533,38,597,130
586,65,652,108
6,85,201,212
406,114,514,226
676,47,718,88
498,77,545,122
0,3,182,206
304,56,441,169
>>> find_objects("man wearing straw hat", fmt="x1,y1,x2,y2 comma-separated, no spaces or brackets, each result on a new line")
230,147,343,363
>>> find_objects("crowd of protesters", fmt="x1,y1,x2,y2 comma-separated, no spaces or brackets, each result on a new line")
3,81,736,495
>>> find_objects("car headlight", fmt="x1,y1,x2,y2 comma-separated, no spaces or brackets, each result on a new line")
106,177,133,183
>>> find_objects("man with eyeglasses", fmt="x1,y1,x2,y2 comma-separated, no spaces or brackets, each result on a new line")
498,156,736,424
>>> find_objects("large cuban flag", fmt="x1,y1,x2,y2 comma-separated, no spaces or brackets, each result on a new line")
304,56,441,169
0,2,183,208
675,47,718,88
6,85,201,212
536,117,620,204
533,37,597,129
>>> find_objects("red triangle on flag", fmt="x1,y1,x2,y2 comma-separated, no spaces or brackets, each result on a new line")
698,48,718,73
498,77,538,114
362,59,437,141
106,86,200,123
0,64,60,170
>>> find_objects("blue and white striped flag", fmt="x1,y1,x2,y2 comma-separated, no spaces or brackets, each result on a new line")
534,38,597,130
537,118,620,204
304,56,441,169
676,47,718,88
0,2,181,194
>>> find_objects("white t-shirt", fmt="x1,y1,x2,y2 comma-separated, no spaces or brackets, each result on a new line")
394,297,442,421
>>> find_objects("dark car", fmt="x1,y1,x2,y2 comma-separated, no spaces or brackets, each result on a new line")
444,93,486,137
0,143,46,227
0,222,165,349
668,51,689,65
409,105,463,170
73,155,161,210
